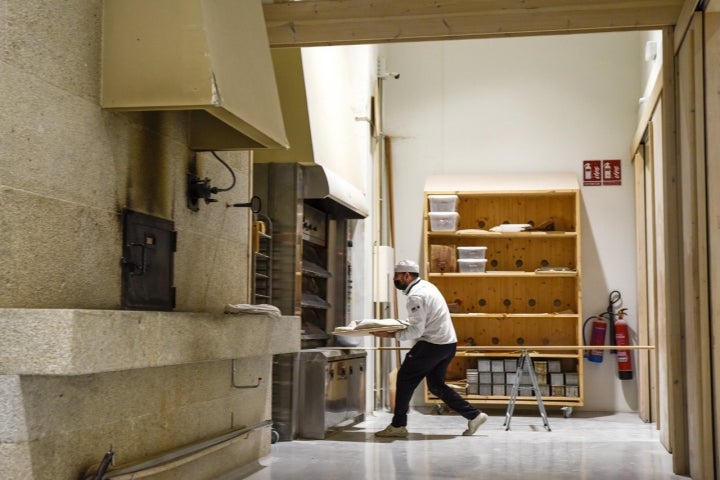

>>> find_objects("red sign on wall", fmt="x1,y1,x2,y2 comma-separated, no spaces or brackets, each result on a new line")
583,160,621,186
583,160,602,186
603,159,622,186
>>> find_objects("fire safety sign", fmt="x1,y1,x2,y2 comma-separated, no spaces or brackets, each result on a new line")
583,160,621,186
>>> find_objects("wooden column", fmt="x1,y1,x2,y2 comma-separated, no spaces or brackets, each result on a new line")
703,9,720,475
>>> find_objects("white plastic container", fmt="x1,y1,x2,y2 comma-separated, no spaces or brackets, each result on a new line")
428,194,459,212
457,246,487,259
428,212,459,231
458,258,487,273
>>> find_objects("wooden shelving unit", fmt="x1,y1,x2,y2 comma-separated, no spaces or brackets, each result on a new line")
422,173,583,408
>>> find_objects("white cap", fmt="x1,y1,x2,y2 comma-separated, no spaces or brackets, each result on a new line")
394,259,419,273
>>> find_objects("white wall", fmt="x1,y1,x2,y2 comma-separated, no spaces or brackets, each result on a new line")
381,32,644,412
302,46,377,325
301,44,380,411
302,45,375,192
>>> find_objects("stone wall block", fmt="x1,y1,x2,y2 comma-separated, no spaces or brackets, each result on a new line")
0,1,102,102
0,189,121,308
0,62,119,212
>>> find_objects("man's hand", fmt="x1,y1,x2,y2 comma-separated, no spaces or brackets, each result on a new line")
371,331,396,338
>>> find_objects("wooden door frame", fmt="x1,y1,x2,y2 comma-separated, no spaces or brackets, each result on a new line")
704,10,720,475
633,144,652,424
675,13,714,478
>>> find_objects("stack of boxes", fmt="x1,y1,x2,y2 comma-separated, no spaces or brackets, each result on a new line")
428,195,459,231
534,360,550,396
534,360,579,397
471,357,578,397
491,359,506,395
466,368,478,395
427,194,488,273
476,358,517,395
428,194,460,274
457,246,487,273
565,373,579,397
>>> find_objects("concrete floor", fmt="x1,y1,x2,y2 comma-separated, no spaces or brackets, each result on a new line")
227,408,689,480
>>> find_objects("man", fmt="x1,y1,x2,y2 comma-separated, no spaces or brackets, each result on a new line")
372,259,488,438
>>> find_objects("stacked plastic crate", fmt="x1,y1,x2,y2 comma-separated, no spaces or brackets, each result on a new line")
427,194,459,231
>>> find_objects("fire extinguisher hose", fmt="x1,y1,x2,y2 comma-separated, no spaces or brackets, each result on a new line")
581,315,596,357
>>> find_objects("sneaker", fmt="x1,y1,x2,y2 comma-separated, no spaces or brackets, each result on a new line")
463,412,488,436
375,424,408,438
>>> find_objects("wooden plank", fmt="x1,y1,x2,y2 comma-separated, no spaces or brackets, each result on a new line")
433,275,578,314
653,100,672,446
452,315,579,347
677,13,714,479
264,0,685,47
643,121,662,426
652,27,672,457
323,345,656,351
449,313,579,318
708,0,720,11
631,66,663,156
694,21,715,477
646,117,660,429
661,24,689,473
633,148,652,423
674,0,701,54
703,10,720,476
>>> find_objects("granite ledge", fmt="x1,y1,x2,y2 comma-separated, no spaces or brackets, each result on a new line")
0,309,300,376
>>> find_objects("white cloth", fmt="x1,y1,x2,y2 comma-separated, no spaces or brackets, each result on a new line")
489,223,531,232
333,318,409,336
395,278,457,344
224,303,281,319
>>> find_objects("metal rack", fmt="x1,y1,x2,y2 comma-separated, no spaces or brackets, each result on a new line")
252,213,273,305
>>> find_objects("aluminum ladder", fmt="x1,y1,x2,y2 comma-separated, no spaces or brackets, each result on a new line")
503,349,551,431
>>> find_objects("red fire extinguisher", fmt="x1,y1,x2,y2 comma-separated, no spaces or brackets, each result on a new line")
584,314,608,363
614,308,633,380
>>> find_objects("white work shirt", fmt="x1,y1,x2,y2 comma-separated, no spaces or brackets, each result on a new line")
394,277,457,345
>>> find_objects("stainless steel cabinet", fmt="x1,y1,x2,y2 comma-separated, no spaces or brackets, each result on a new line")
297,350,366,439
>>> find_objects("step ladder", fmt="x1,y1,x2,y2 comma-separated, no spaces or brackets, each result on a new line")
503,349,551,431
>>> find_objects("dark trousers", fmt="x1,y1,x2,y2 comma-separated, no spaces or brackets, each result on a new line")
391,340,481,427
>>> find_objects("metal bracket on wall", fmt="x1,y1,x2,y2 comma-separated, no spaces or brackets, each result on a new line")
187,173,217,210
227,195,262,212
231,359,262,389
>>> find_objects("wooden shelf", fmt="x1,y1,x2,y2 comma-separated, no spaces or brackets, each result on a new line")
429,271,577,278
423,173,583,408
450,313,577,318
427,395,582,405
454,351,581,359
427,231,578,238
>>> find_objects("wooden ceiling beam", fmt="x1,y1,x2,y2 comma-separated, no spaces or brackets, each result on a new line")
263,0,686,47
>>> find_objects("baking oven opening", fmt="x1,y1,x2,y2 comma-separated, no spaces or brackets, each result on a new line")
300,203,333,348
253,162,369,440
252,163,367,347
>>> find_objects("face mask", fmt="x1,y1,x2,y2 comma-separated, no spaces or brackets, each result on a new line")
394,279,408,291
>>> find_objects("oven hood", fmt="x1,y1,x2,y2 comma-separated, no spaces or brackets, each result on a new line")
252,48,314,162
248,49,368,219
303,164,369,220
101,0,288,151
